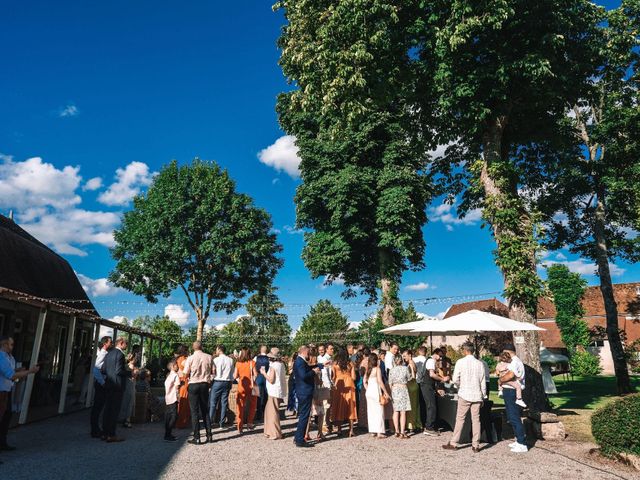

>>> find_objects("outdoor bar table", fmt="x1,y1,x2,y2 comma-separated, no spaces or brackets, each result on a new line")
437,391,493,443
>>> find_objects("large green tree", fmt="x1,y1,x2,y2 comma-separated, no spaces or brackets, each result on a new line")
536,1,640,393
417,0,601,399
219,285,292,353
109,159,283,341
275,0,432,325
293,299,350,349
130,315,184,360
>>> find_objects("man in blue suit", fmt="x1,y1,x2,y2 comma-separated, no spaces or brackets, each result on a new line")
293,345,320,447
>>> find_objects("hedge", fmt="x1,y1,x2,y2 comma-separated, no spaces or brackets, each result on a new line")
591,394,640,456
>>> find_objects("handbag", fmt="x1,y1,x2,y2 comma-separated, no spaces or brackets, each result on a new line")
250,361,260,396
379,390,389,406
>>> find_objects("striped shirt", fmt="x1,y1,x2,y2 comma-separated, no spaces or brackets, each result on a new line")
452,354,487,403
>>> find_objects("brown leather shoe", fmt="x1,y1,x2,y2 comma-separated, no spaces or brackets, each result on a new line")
442,443,457,451
472,447,481,453
106,436,125,443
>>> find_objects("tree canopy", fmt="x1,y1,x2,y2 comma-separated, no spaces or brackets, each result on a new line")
109,159,283,340
275,0,433,325
292,299,350,349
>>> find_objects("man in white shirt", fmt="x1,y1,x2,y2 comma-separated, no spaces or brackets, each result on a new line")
420,348,448,436
500,344,527,453
442,342,487,453
317,343,334,433
90,336,112,438
209,345,234,429
384,343,399,371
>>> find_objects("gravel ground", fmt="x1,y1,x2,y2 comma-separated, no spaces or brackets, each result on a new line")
1,411,637,480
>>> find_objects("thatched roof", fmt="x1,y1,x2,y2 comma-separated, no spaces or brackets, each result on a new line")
0,214,98,315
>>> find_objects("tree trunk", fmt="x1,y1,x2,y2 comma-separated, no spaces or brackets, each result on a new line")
593,190,632,394
481,117,546,412
380,276,395,327
196,308,204,342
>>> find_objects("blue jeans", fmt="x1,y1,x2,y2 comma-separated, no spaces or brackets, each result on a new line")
208,381,232,426
503,388,526,445
295,394,313,444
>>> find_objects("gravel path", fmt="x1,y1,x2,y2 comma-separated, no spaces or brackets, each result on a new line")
1,411,636,480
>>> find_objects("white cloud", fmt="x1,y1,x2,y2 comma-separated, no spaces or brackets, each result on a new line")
59,104,79,117
429,201,482,230
404,282,431,291
98,161,154,206
348,321,361,330
0,155,121,256
83,177,103,191
270,228,282,235
257,135,301,178
164,304,190,326
319,274,346,290
284,225,304,235
434,310,447,320
541,254,625,277
77,272,123,297
19,208,119,256
0,156,81,210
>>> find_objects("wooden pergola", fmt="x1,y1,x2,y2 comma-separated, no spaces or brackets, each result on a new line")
0,286,163,424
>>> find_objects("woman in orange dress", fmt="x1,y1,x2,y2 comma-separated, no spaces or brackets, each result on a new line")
175,345,191,429
233,347,257,433
330,348,358,437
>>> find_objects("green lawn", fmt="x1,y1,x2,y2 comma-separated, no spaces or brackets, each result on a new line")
488,375,640,410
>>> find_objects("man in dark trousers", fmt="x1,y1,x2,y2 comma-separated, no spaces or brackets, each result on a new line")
101,336,129,443
90,336,112,438
293,345,320,448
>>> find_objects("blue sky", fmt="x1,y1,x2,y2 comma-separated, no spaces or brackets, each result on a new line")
1,0,636,330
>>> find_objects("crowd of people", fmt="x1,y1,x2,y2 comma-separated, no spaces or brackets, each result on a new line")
0,333,529,458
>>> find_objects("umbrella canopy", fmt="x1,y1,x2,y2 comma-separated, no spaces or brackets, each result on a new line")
379,318,444,336
381,309,545,336
540,346,569,364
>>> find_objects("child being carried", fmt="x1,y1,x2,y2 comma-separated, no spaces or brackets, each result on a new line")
496,352,527,408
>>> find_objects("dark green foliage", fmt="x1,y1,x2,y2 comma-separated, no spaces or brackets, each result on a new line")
482,354,497,373
109,159,283,339
546,264,590,353
591,394,640,456
357,301,425,351
292,300,350,350
570,350,602,377
275,0,433,312
218,286,292,353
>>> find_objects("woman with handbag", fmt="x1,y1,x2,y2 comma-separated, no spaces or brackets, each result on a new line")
233,347,258,433
364,353,390,439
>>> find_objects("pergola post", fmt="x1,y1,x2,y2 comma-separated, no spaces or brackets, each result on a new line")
149,338,154,365
127,331,133,354
113,327,118,341
85,320,101,407
140,335,145,367
19,307,48,424
58,315,77,413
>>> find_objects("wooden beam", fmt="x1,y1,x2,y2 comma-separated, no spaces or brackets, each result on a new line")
58,316,77,414
85,321,101,407
19,308,48,424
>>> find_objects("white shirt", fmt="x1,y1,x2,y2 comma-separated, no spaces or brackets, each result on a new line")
213,354,234,381
266,361,286,399
317,354,332,388
452,354,487,403
414,355,426,383
504,355,525,390
384,351,396,370
164,370,180,405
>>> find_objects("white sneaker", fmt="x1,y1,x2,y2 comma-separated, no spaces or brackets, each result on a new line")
515,399,527,408
508,441,518,448
510,443,528,453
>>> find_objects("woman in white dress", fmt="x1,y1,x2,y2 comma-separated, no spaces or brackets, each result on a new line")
364,353,391,439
